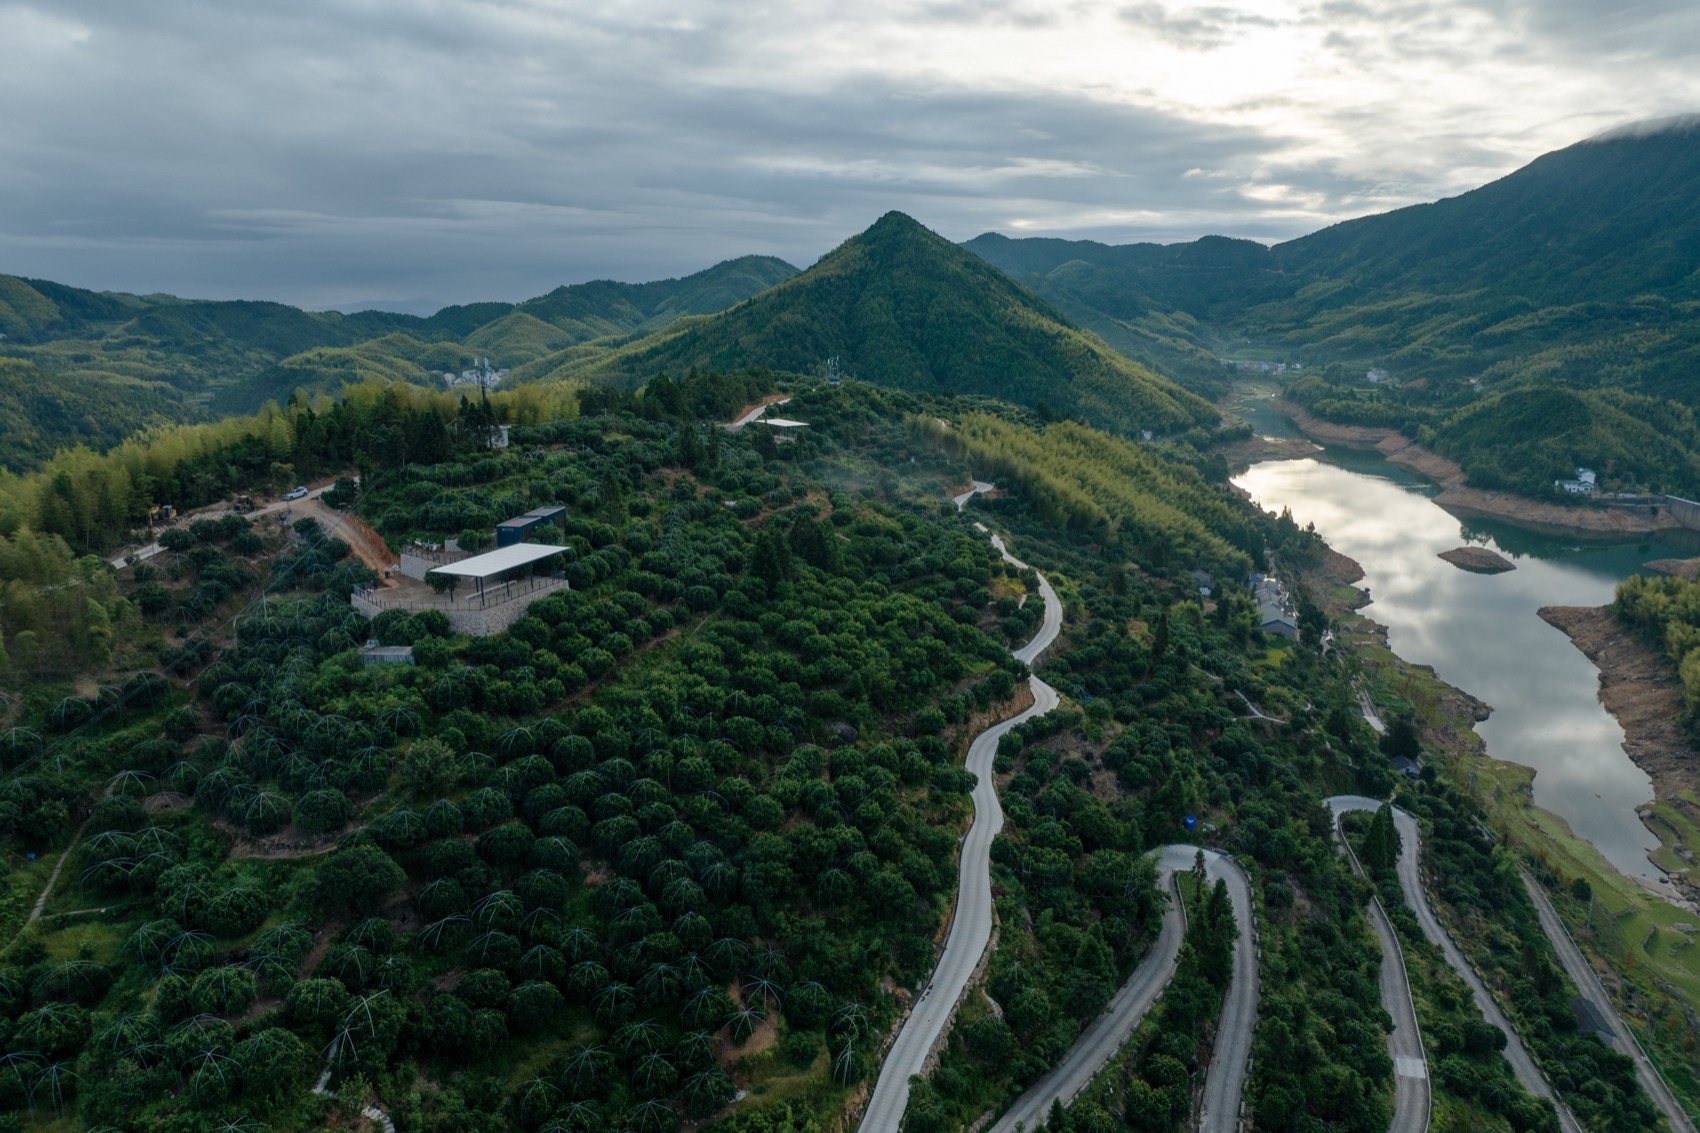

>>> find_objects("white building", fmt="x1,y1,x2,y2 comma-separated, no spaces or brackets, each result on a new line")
1556,467,1598,495
1249,572,1301,640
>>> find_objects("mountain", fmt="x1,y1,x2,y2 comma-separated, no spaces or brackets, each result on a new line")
1272,118,1700,303
534,211,1219,436
962,232,1283,396
968,120,1700,409
0,255,796,470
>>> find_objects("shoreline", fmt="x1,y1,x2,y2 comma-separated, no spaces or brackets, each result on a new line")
1537,604,1700,902
1535,606,1694,803
1306,548,1693,904
1227,393,1673,536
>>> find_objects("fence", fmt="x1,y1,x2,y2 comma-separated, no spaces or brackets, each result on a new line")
349,574,568,636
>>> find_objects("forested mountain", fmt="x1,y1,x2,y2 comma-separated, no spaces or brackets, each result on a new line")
967,119,1700,496
961,233,1277,397
970,119,1700,399
0,256,795,470
523,212,1220,437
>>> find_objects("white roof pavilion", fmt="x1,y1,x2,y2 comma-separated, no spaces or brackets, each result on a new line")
428,543,566,604
430,543,565,577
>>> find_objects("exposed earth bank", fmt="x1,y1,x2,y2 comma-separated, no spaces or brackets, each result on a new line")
1271,398,1671,535
1537,605,1698,803
1646,556,1700,580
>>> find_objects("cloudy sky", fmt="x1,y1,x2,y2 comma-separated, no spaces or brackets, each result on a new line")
2,0,1699,312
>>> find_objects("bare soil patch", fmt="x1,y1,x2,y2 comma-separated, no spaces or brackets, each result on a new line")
300,499,397,578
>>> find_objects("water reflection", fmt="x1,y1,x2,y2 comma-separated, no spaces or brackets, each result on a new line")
1235,456,1683,880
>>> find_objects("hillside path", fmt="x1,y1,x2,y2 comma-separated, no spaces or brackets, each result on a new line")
952,479,993,510
1519,870,1696,1132
1327,797,1583,1133
857,523,1063,1133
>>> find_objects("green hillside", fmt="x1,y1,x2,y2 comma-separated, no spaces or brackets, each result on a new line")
1,368,1658,1132
531,212,1218,436
961,232,1278,396
0,256,796,471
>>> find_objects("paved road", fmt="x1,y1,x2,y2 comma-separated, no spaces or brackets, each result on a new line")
1327,797,1583,1133
1200,846,1258,1133
1519,870,1697,1133
1325,798,1430,1133
725,396,792,430
952,479,994,510
990,846,1258,1133
858,528,1065,1133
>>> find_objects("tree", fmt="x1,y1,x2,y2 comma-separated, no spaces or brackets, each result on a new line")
401,736,462,795
1380,714,1421,763
233,1027,310,1098
307,845,405,916
286,977,351,1040
749,529,794,595
191,967,258,1016
292,787,353,834
1362,803,1401,874
507,981,565,1033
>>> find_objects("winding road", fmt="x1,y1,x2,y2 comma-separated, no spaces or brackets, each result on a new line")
1326,797,1584,1133
864,507,1259,1133
1326,798,1430,1133
857,523,1064,1133
989,846,1257,1133
1519,870,1696,1133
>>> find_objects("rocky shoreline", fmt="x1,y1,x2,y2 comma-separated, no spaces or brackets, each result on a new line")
1537,605,1697,802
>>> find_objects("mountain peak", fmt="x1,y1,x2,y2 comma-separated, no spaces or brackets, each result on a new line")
1586,112,1700,144
542,212,1216,435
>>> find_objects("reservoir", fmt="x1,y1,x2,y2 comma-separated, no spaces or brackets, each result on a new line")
1229,391,1690,881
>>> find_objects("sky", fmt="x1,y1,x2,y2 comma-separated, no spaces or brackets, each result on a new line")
3,0,1700,313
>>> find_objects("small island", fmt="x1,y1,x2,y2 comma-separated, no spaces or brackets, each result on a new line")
1438,546,1515,574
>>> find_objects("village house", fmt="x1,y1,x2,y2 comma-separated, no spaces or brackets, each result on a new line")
1556,466,1598,495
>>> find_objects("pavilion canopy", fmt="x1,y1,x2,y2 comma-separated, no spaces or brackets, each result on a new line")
430,542,564,578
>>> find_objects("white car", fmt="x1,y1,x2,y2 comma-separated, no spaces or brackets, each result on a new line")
284,486,309,501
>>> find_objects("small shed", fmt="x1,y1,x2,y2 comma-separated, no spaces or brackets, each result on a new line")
495,505,568,547
1388,754,1422,779
360,641,415,665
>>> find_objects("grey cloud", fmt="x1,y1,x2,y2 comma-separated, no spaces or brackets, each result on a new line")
1119,3,1281,50
3,0,1699,311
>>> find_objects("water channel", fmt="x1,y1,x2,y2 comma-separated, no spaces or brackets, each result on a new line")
1228,389,1693,881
